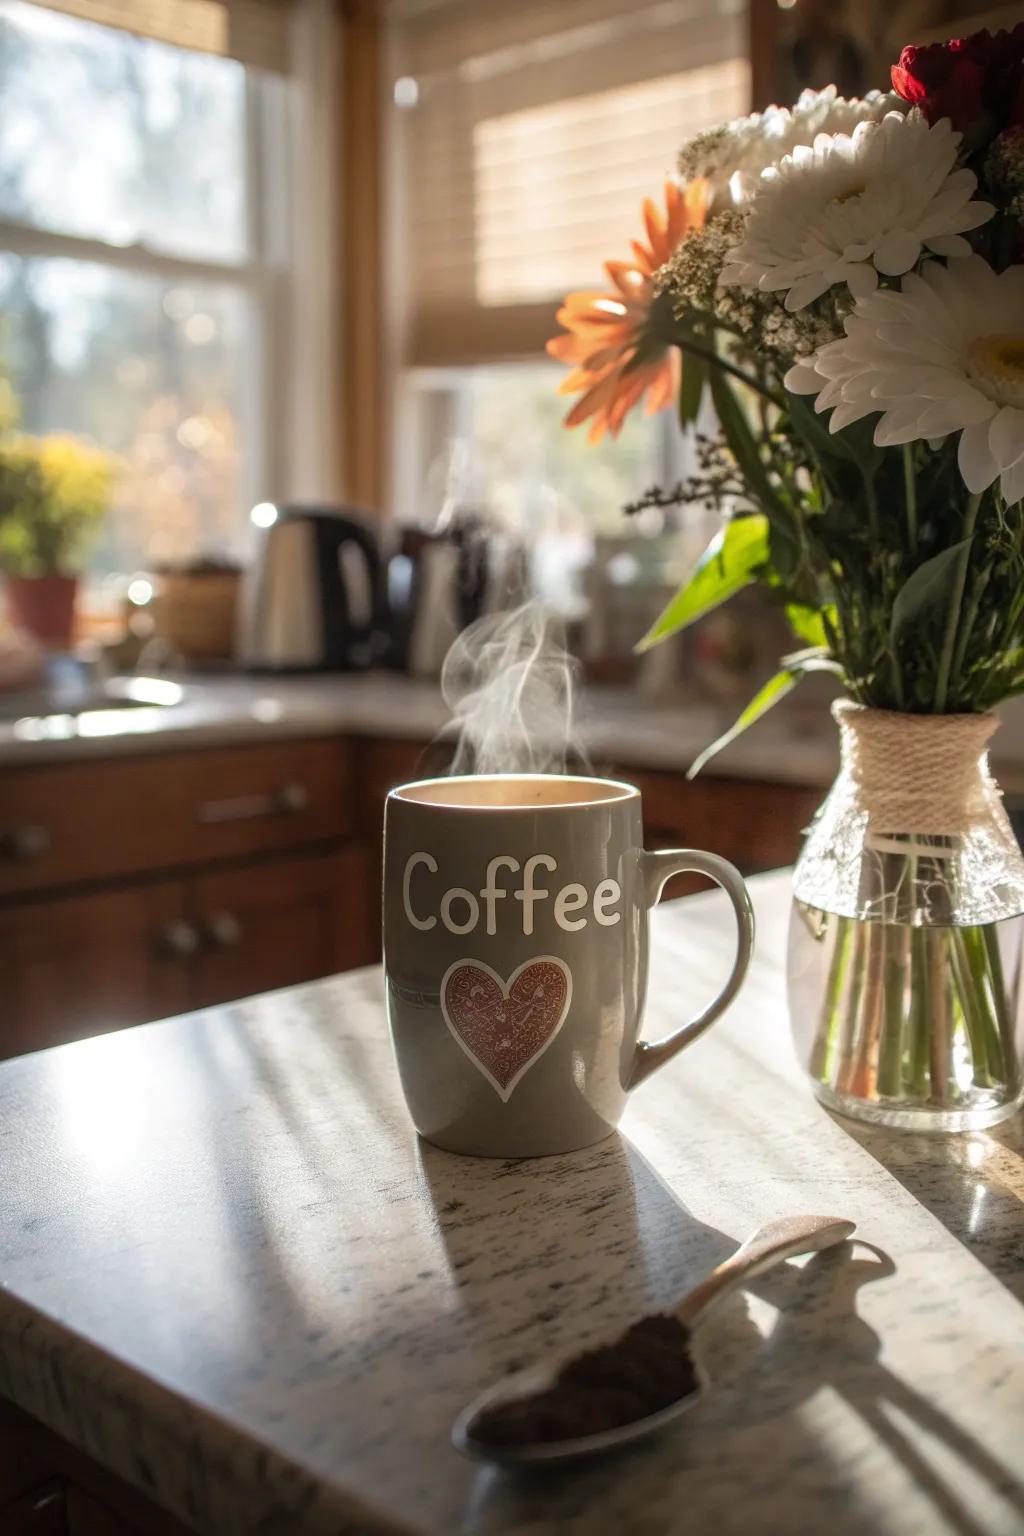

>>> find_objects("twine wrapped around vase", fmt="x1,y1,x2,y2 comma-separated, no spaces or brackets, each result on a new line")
833,699,1007,843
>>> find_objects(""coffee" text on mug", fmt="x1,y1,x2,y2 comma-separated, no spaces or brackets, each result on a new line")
402,852,622,936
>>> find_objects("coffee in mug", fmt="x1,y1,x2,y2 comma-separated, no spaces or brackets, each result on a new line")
383,773,754,1157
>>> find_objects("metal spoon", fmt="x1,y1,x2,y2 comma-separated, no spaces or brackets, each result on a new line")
452,1213,855,1467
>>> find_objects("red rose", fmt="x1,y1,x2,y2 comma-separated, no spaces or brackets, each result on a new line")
891,39,986,130
991,24,1024,127
892,26,1024,134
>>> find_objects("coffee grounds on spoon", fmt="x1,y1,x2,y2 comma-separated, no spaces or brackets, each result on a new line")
469,1314,698,1447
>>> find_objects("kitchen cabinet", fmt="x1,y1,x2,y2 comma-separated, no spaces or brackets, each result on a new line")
0,1400,189,1536
0,1482,66,1535
192,846,370,1010
0,728,821,1059
0,738,353,899
0,738,370,1059
625,765,822,900
0,881,190,1057
0,848,369,1058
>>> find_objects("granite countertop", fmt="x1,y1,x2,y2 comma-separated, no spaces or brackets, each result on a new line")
0,669,847,784
5,669,1024,792
1,871,1022,1536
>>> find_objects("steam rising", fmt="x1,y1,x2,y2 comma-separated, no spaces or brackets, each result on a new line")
442,602,586,777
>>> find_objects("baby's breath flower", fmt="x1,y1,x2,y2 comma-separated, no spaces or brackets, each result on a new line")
657,211,746,314
761,303,847,359
678,126,734,185
656,211,846,366
986,125,1024,202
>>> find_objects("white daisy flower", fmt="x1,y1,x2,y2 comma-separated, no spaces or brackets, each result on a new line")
785,256,1024,505
720,111,994,312
679,86,899,206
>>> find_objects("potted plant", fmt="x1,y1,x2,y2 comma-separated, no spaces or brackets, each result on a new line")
0,433,115,648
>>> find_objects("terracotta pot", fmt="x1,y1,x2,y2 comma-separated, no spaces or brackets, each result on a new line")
4,574,79,648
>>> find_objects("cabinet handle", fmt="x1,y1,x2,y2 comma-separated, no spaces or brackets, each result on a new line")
206,910,242,948
197,782,310,824
0,822,50,862
160,920,200,957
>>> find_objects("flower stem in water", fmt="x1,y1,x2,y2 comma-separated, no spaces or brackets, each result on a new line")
877,925,908,1098
909,926,931,1098
981,925,1018,1091
949,928,992,1086
927,929,952,1105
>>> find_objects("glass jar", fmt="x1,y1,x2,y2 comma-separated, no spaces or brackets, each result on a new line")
787,702,1024,1131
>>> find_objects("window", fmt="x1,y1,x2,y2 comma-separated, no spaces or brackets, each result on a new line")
400,361,693,620
0,0,290,576
402,362,671,534
388,0,749,548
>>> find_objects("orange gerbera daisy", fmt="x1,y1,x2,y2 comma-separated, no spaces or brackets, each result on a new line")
546,179,708,443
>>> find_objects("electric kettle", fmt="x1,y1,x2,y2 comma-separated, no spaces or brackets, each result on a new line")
237,507,388,671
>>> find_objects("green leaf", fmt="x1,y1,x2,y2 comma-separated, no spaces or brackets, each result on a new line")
786,602,833,648
787,392,860,465
710,366,786,521
988,671,1024,704
687,668,802,779
890,538,974,647
678,349,708,428
635,514,769,653
768,517,801,584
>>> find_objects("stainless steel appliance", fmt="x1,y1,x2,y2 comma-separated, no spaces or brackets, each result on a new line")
237,508,387,672
387,520,527,678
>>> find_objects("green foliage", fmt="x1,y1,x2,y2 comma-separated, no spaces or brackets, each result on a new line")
890,540,973,648
677,348,707,428
636,513,769,652
785,602,834,649
786,392,855,467
0,434,115,576
708,367,786,523
0,376,17,437
639,333,1024,770
686,667,802,778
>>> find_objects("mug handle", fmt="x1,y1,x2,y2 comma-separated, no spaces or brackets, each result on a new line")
628,849,755,1090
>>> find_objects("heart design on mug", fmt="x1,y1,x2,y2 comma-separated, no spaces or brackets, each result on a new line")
440,956,572,1102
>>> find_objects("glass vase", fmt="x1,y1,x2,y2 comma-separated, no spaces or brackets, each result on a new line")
787,702,1024,1131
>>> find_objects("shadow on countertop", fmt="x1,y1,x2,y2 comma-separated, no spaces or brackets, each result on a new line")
836,1112,1024,1305
418,1137,1024,1536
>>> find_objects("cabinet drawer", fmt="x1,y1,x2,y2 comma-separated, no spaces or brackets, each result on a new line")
0,1481,66,1535
0,881,189,1057
0,738,354,897
0,1401,190,1536
622,770,820,901
191,844,374,1009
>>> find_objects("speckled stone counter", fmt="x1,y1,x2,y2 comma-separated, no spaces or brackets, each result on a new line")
8,668,1024,795
1,872,1022,1536
0,669,846,784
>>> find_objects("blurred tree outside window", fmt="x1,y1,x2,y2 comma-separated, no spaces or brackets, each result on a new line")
398,363,713,624
0,0,286,579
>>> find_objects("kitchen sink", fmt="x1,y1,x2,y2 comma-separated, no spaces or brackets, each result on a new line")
0,675,185,723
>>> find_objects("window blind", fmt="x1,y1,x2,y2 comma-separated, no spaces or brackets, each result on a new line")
26,0,293,70
389,0,751,366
